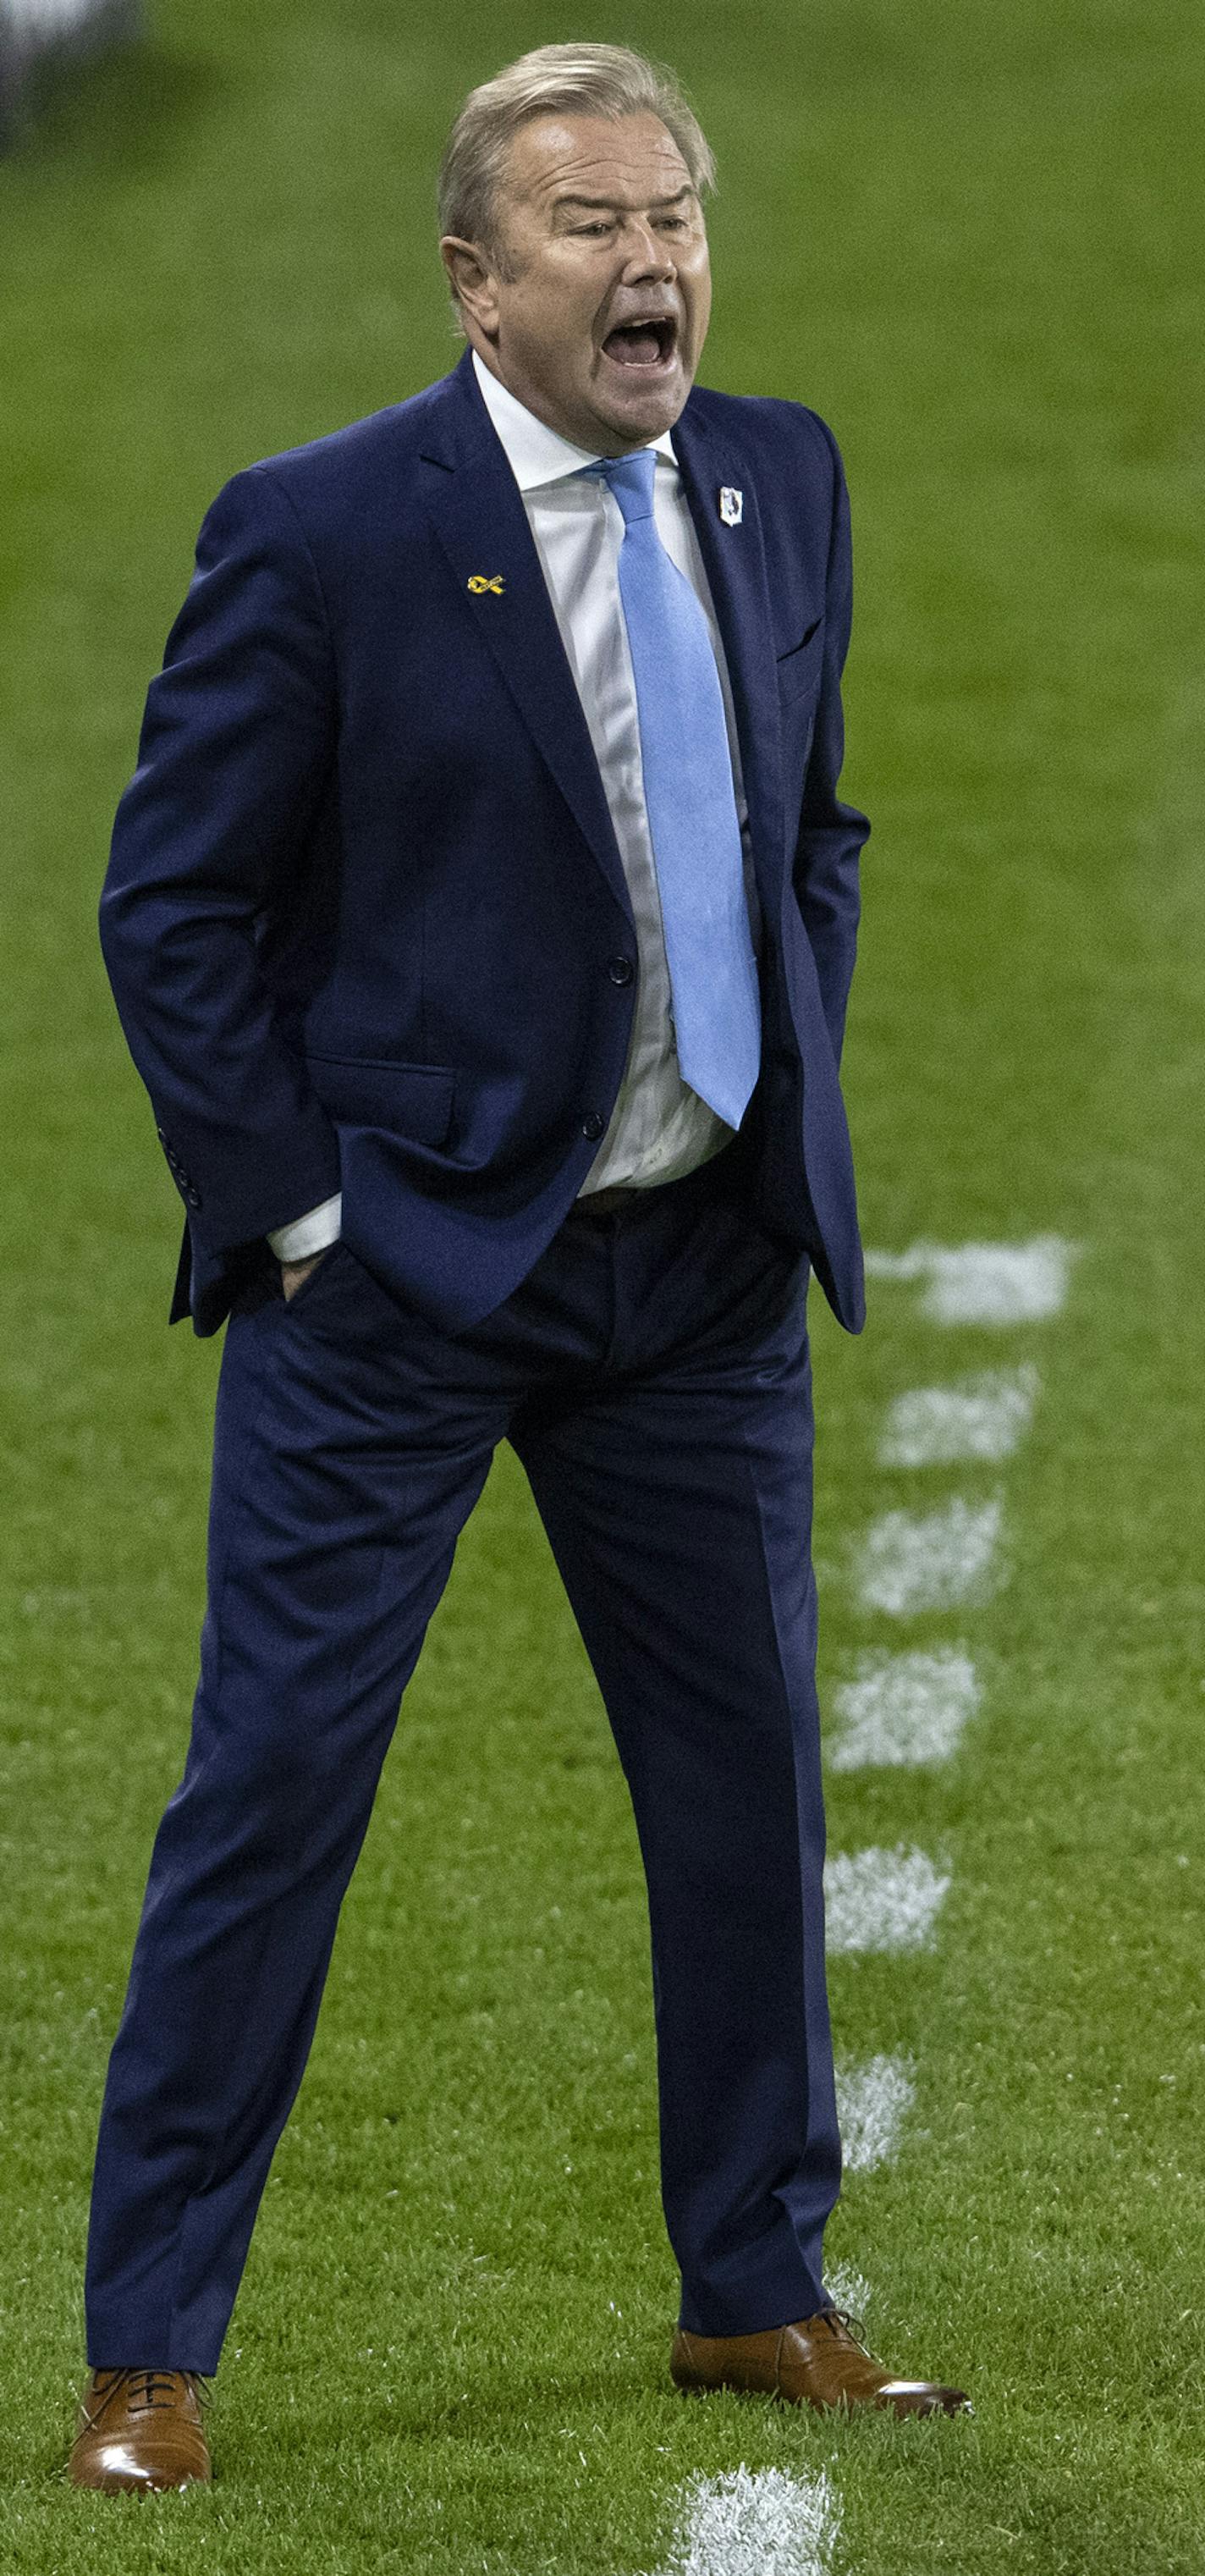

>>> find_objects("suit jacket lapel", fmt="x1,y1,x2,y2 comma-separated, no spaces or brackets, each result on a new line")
417,354,634,927
671,400,787,917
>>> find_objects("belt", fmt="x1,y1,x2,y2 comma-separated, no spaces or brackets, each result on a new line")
574,1140,740,1223
574,1182,650,1217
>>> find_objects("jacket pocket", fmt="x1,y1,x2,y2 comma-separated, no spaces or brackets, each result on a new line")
305,1055,456,1144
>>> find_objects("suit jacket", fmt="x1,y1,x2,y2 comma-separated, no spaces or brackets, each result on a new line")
99,346,870,1337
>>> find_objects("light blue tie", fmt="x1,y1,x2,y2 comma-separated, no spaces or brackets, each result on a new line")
596,450,761,1129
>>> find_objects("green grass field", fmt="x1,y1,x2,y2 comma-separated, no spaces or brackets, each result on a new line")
3,1,1204,2566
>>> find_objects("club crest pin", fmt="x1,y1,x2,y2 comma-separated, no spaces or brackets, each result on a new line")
718,487,743,527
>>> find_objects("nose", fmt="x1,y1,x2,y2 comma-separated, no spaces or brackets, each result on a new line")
619,218,675,283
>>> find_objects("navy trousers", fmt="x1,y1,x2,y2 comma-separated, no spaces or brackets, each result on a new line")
85,1145,841,2372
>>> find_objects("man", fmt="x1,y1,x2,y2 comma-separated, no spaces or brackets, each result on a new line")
70,41,967,2492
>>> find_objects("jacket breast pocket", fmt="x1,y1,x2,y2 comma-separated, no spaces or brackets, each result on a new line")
776,618,824,703
305,1054,456,1144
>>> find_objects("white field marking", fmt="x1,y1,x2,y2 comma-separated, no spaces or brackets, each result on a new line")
652,2465,840,2576
824,2259,872,2318
878,1364,1040,1467
857,1492,1004,1616
864,1234,1077,1325
836,2054,916,2171
828,1647,981,1769
3,0,106,33
825,1845,951,1954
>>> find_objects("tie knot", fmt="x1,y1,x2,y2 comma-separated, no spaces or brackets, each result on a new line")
597,449,658,525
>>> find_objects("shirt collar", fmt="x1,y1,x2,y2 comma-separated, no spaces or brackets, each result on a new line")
471,349,676,492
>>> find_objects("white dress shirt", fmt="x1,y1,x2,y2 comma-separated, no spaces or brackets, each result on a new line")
269,350,759,1260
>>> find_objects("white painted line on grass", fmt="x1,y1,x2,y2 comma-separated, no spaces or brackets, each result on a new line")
825,1845,951,1953
828,1647,981,1769
865,1235,1077,1325
878,1364,1039,1467
653,2465,840,2576
836,2054,916,2171
823,2260,872,2319
857,1493,1004,1616
5,0,108,34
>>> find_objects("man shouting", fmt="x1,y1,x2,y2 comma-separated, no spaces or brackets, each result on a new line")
72,41,967,2492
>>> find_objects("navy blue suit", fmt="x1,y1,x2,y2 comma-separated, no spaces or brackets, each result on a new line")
86,350,870,2372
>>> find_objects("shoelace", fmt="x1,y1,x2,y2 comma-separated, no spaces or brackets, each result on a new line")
823,2308,883,2364
82,2368,210,2428
125,2370,189,2411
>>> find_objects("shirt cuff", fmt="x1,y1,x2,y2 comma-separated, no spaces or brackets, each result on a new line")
267,1194,343,1262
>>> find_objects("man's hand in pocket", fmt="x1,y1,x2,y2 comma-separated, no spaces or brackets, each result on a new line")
281,1251,327,1302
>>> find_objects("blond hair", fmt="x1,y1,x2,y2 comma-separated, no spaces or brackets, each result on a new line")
437,41,716,304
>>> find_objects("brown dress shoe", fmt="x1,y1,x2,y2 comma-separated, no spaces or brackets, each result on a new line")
69,2368,212,2491
671,2308,970,2418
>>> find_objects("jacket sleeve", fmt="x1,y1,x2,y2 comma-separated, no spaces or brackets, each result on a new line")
791,416,871,1067
99,462,343,1255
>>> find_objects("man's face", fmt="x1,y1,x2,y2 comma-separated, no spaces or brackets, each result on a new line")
442,111,713,455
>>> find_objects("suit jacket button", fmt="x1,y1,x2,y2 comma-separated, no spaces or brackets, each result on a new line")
185,1188,201,1208
606,956,634,985
581,1112,605,1141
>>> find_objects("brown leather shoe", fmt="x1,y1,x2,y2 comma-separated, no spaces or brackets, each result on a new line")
68,2369,212,2491
671,2308,970,2418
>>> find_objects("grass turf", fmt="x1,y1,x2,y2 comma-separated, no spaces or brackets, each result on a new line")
2,0,1204,2565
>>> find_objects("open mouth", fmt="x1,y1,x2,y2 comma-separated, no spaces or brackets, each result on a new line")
601,317,678,370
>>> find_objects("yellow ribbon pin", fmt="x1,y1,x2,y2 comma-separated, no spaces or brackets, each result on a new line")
467,574,505,595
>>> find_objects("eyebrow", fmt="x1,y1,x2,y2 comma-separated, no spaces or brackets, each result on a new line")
550,185,696,217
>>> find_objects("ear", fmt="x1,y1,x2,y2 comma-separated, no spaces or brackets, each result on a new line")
440,238,502,342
